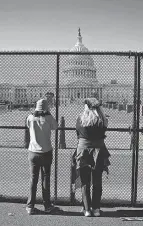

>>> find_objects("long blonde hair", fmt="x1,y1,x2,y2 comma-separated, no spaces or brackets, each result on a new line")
80,104,108,127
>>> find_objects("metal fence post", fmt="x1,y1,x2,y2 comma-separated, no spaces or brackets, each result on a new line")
131,54,138,206
24,126,30,149
59,116,66,149
70,152,76,205
54,53,60,203
134,54,141,205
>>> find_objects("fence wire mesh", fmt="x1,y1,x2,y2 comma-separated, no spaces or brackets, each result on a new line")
137,55,143,204
0,52,142,206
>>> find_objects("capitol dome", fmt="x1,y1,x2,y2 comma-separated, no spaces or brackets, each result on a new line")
60,29,101,105
63,28,97,81
70,28,89,52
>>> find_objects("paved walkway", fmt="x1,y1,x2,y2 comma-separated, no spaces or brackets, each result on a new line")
0,203,143,226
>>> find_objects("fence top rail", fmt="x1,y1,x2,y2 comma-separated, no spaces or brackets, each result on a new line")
0,125,142,132
0,145,136,151
0,50,142,56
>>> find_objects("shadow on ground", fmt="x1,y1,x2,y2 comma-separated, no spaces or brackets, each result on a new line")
101,210,143,218
31,207,143,218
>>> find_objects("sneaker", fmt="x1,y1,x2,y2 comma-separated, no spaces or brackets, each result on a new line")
45,204,56,213
84,211,91,217
92,208,100,217
26,207,35,215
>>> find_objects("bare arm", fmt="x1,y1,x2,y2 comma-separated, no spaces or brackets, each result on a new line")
26,116,30,128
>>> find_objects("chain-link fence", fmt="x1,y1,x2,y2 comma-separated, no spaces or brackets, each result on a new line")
0,51,143,206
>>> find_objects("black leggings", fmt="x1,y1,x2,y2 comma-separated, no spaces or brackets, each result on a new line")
79,166,103,211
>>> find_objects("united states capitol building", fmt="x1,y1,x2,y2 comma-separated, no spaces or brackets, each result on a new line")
0,29,142,108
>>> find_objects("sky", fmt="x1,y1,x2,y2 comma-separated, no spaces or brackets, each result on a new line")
0,0,143,51
0,0,143,86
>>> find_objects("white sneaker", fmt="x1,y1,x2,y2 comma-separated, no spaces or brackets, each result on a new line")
84,211,91,217
26,207,35,215
92,208,100,217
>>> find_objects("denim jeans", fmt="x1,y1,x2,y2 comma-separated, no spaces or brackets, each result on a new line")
79,166,103,211
27,151,53,208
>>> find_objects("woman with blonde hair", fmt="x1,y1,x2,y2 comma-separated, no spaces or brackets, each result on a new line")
75,98,110,217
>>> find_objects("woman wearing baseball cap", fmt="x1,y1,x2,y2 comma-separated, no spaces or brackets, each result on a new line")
26,98,58,215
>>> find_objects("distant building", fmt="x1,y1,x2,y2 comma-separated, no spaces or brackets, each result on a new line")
26,83,55,106
13,85,27,106
0,83,13,104
102,80,134,104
